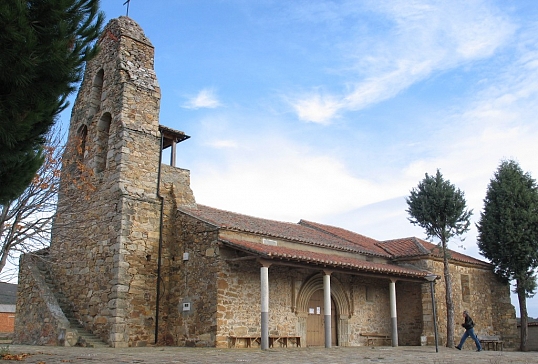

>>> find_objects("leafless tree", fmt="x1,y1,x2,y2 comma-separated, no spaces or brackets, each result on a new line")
0,125,98,282
0,130,65,281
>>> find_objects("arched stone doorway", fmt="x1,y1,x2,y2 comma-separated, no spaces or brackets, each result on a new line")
296,273,352,346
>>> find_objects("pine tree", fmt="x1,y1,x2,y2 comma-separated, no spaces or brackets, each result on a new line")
0,0,104,204
407,169,472,348
477,160,538,351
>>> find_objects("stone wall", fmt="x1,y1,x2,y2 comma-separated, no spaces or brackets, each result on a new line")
342,275,424,346
489,273,518,348
13,255,78,346
216,257,264,347
395,281,424,345
345,275,392,343
160,165,196,208
160,211,221,347
421,259,517,349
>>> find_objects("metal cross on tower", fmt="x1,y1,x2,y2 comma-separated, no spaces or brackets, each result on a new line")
123,0,131,17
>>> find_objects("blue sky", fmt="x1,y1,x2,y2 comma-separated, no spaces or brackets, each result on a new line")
71,1,538,316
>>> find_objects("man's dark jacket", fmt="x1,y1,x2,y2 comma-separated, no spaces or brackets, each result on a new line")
462,315,474,330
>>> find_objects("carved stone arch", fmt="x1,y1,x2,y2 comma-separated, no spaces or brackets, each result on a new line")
296,273,351,317
295,273,352,346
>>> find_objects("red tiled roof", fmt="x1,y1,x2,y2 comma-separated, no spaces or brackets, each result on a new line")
220,238,429,279
299,220,389,257
380,237,490,266
178,204,490,268
178,204,383,255
377,237,430,257
300,220,489,267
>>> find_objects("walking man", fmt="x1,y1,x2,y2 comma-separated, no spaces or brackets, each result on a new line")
456,310,482,351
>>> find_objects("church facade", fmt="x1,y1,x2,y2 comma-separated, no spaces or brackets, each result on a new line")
14,17,517,349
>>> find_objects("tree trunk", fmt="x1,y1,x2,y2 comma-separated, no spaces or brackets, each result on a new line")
517,278,528,352
443,239,455,348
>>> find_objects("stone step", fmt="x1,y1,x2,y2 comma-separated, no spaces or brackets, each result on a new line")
77,332,109,348
35,261,108,348
69,320,83,329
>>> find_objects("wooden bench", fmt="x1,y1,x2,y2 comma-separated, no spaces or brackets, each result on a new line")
360,332,392,346
479,335,503,351
269,336,301,348
229,336,260,348
229,335,301,348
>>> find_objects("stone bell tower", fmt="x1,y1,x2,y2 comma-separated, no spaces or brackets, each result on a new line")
39,16,192,347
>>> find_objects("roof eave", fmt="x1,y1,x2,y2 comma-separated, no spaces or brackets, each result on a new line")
219,239,429,281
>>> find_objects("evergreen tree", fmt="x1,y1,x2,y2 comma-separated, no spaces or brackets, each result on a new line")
407,170,472,348
0,0,104,204
477,160,538,351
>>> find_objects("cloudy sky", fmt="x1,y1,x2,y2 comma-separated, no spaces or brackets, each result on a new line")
64,0,538,316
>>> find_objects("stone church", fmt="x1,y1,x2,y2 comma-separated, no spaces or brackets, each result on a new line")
14,16,517,349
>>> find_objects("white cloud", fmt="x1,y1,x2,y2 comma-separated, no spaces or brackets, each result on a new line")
291,93,342,124
289,0,516,122
191,135,405,222
206,139,238,149
182,88,222,109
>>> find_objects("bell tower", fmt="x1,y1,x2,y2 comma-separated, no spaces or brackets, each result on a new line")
47,16,188,347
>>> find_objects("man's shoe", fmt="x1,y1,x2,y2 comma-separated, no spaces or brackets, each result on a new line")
456,346,461,350
476,349,482,352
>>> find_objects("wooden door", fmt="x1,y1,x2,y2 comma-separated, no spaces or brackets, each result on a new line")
306,290,337,346
307,290,324,346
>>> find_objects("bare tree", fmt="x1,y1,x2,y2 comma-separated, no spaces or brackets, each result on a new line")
0,126,97,282
0,131,63,280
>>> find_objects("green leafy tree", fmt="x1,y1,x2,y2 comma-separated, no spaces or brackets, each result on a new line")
477,160,538,351
0,0,104,204
407,169,472,348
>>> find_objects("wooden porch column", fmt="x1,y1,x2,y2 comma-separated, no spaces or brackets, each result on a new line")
169,139,176,167
389,279,398,347
323,270,332,348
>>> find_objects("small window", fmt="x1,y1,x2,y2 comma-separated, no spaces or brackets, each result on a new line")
95,113,111,173
365,286,374,302
461,274,470,303
87,69,104,122
77,125,88,161
262,238,277,246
